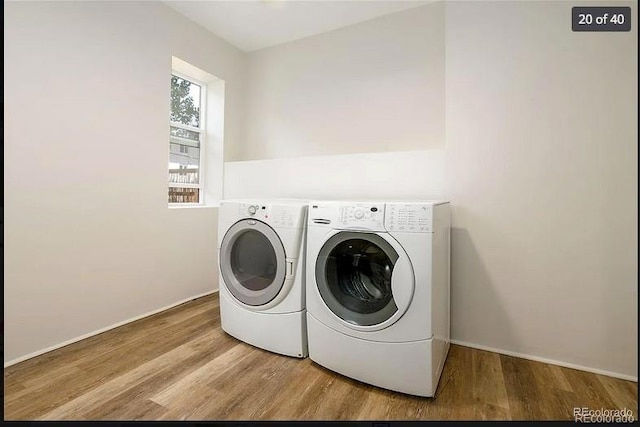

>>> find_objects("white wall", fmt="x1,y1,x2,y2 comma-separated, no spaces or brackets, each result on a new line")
224,150,447,200
445,1,637,379
227,0,637,380
4,1,245,364
234,2,445,161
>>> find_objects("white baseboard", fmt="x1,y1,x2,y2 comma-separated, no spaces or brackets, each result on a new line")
451,339,638,383
4,289,219,368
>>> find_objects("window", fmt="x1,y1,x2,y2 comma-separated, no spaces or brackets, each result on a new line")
169,73,205,204
168,57,225,207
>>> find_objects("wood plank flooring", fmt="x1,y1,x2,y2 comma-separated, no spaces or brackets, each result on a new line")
4,293,637,421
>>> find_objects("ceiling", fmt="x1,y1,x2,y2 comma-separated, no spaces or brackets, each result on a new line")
163,0,431,52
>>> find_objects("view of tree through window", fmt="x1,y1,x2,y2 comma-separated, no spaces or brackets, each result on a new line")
170,75,200,127
169,74,203,204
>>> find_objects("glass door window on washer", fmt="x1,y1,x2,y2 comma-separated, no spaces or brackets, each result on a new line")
316,232,399,326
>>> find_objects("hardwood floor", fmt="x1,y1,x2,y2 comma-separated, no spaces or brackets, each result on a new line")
4,293,637,421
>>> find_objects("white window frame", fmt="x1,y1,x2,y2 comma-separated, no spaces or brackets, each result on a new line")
169,56,225,208
168,70,207,206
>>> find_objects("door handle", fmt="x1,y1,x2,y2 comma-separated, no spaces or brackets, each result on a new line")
287,261,294,277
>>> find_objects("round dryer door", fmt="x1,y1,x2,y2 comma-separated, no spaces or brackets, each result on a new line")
315,231,415,329
220,219,286,306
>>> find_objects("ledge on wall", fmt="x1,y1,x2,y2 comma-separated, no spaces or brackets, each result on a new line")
222,149,448,201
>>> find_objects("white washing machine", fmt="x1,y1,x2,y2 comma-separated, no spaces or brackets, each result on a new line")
305,200,450,397
218,199,308,358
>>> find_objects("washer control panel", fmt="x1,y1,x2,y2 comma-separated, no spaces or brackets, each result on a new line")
338,203,385,230
385,203,433,232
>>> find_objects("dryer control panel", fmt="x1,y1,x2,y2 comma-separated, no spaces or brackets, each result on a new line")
271,205,301,228
220,201,305,229
385,203,433,232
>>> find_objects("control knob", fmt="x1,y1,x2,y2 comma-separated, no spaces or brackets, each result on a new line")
354,209,365,220
248,205,258,215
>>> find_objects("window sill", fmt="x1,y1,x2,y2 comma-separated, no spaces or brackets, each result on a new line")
168,203,220,209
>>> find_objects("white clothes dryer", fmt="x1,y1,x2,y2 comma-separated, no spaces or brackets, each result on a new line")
305,200,450,396
218,199,308,358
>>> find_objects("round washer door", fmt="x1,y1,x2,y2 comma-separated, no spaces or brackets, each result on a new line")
315,231,415,331
220,219,286,306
